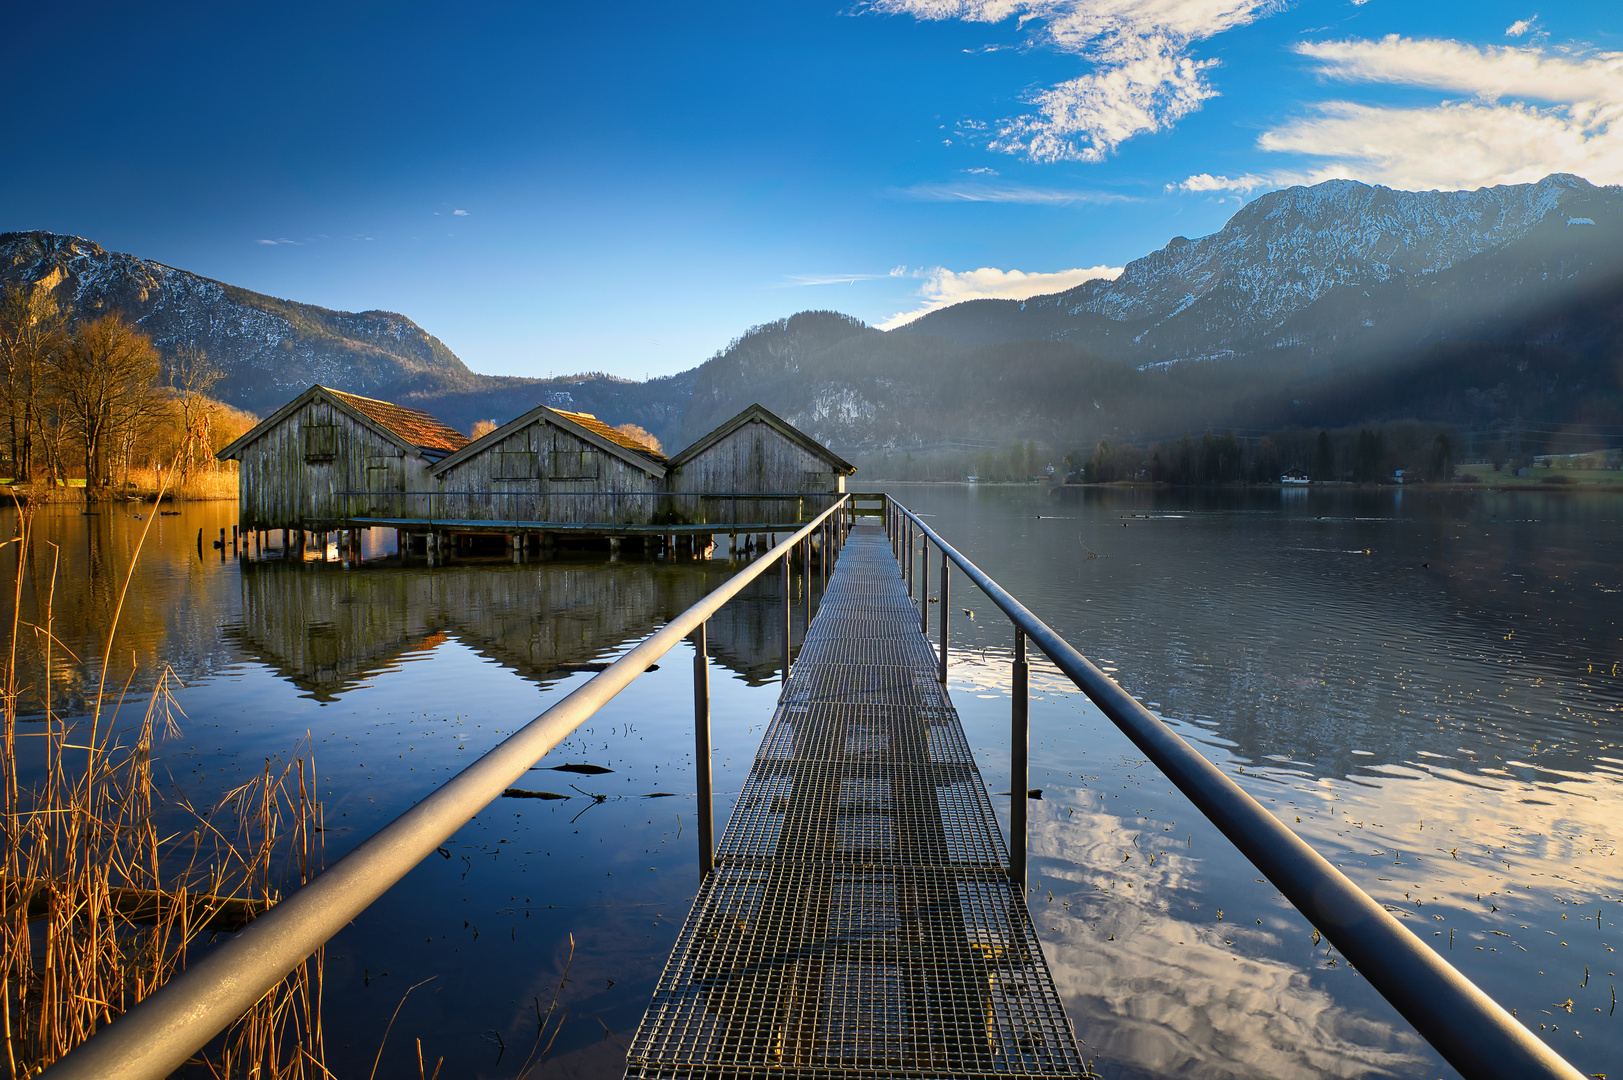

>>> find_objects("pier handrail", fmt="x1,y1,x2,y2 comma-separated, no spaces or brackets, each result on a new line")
42,497,851,1080
884,496,1582,1080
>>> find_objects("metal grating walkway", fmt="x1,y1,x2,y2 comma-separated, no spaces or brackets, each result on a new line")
626,523,1088,1080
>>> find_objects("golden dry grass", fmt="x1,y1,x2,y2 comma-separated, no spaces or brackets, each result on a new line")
0,440,323,1076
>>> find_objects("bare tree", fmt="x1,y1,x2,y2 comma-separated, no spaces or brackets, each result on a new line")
0,284,68,480
614,422,662,455
52,313,162,497
470,419,499,440
168,346,223,479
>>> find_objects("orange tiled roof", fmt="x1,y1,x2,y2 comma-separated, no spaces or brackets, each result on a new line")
329,389,469,455
553,409,667,463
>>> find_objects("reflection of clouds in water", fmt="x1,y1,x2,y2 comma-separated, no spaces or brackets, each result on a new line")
1029,802,1425,1079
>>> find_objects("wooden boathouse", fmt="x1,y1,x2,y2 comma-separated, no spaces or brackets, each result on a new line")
216,385,468,553
666,403,854,527
222,386,856,559
430,404,667,528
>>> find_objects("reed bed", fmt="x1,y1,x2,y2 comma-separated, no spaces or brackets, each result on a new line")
0,444,323,1077
122,464,240,503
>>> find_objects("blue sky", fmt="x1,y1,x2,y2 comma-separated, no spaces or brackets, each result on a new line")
4,1,1618,379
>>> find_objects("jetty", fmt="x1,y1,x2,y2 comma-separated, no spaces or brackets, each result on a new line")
43,495,1585,1080
624,519,1085,1078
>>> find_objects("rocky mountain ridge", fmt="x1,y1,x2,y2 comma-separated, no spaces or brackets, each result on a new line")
0,231,694,444
6,171,1621,459
900,173,1623,369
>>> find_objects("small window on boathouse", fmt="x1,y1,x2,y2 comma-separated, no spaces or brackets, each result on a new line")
303,425,336,463
496,451,537,480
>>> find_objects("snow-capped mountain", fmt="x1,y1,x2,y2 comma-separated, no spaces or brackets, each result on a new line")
902,173,1623,367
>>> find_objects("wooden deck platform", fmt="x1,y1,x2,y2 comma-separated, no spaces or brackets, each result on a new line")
625,523,1087,1079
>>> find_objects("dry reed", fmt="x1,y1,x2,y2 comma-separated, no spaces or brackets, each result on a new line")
120,464,240,503
0,435,323,1077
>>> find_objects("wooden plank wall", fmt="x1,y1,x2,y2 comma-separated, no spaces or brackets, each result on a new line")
434,417,660,524
666,420,843,525
235,396,432,529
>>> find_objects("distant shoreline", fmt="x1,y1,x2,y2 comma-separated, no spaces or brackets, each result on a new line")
863,478,1623,493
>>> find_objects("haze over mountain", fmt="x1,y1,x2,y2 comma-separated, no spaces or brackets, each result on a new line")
6,173,1621,458
898,173,1623,367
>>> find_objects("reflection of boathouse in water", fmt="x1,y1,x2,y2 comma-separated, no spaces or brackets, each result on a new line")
218,387,854,556
231,559,798,699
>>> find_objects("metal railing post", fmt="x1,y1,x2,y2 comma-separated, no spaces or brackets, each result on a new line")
1011,628,1028,888
781,553,792,685
693,623,713,879
919,536,930,634
821,520,829,591
938,547,949,683
802,534,812,635
905,520,913,591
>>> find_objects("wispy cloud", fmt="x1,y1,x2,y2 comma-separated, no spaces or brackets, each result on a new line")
453,208,470,216
879,264,1122,329
1254,35,1623,189
1505,15,1538,38
256,238,302,246
891,182,1130,204
872,1,1288,163
781,269,907,287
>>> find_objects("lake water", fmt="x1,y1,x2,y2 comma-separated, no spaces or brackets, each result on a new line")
4,485,1620,1079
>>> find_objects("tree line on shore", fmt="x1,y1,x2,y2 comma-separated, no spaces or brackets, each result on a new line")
1071,423,1457,485
0,285,255,498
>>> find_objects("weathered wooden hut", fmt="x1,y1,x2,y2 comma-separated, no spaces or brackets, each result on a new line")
429,405,667,529
665,403,855,526
217,384,468,531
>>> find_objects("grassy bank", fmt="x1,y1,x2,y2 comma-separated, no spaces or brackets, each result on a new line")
2,467,238,503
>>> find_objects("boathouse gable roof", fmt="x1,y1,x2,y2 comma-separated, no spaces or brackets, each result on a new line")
430,404,667,478
216,385,469,463
667,403,856,476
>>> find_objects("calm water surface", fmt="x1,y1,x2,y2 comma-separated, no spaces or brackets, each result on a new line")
5,486,1620,1079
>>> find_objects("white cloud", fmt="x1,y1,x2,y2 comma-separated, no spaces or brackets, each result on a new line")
1505,15,1537,37
879,264,1122,328
892,181,1130,204
1296,35,1623,102
1255,35,1623,189
256,238,301,246
872,0,1286,162
453,208,470,216
1168,171,1300,193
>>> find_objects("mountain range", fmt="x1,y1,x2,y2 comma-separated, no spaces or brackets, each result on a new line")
5,172,1620,458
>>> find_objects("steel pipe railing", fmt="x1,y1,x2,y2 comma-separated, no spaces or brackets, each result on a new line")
43,497,851,1080
884,498,1582,1080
